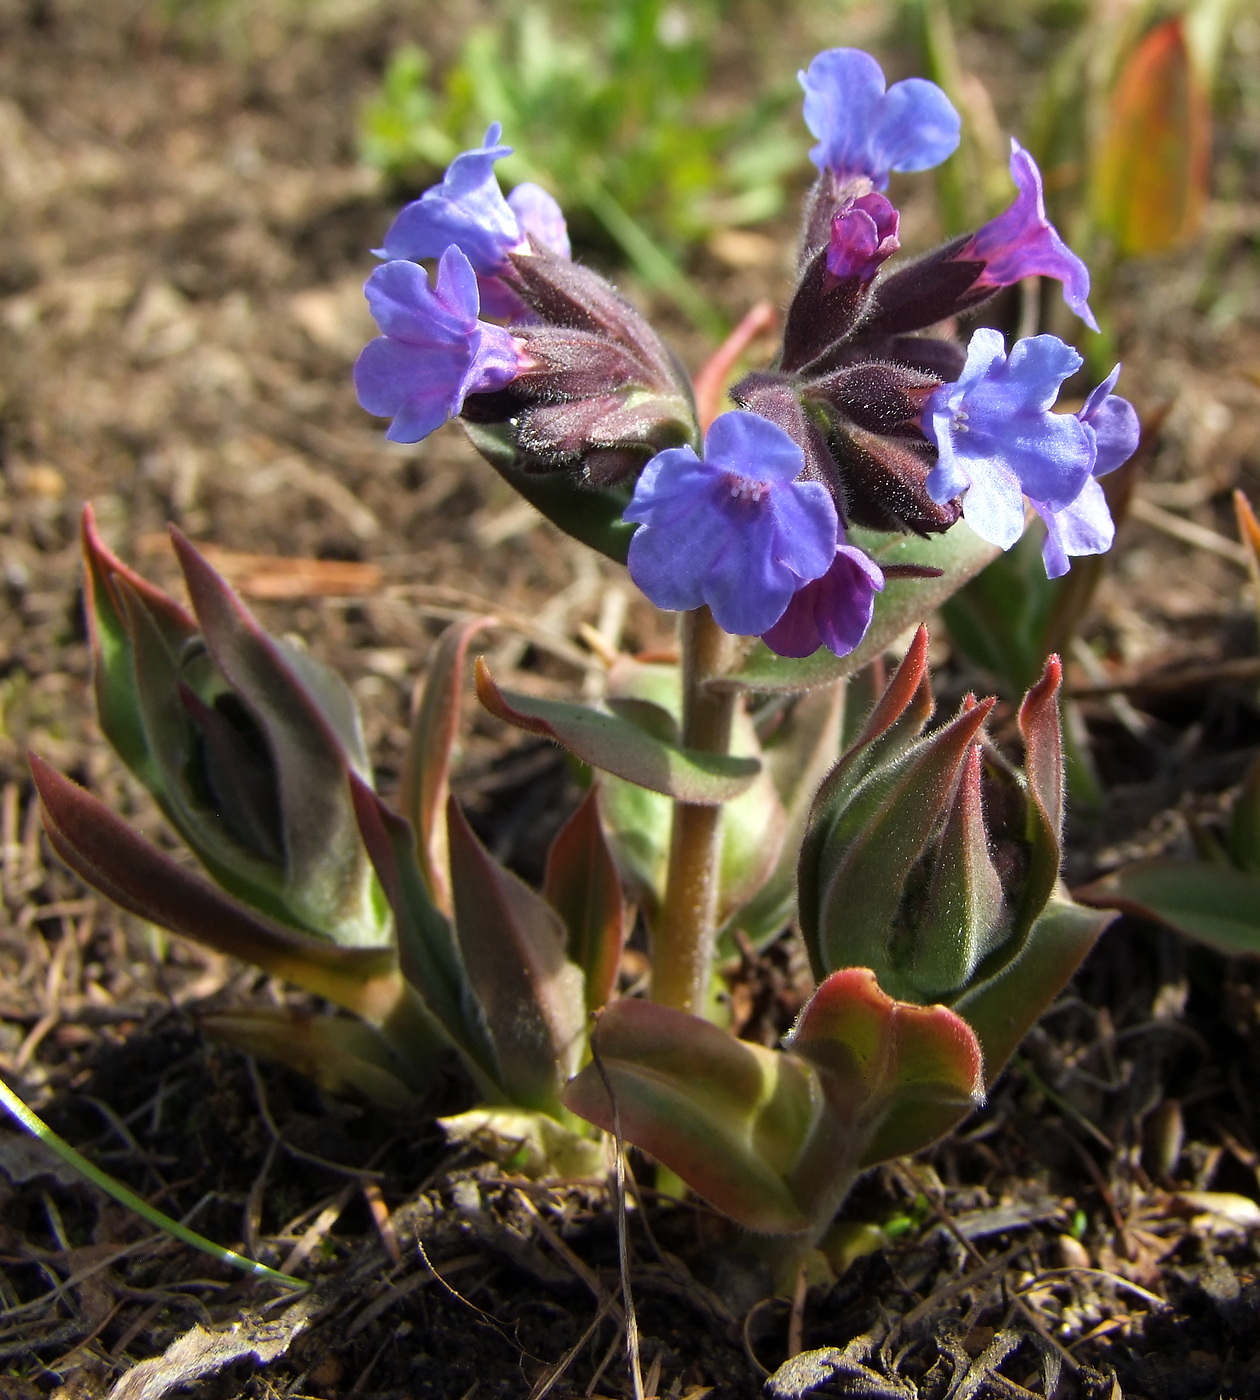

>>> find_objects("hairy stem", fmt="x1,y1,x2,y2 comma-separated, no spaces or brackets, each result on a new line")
650,608,739,1015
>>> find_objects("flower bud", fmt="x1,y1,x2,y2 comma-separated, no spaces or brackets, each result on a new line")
799,629,1065,1005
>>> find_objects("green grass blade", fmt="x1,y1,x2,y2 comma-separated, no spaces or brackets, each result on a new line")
0,1074,308,1290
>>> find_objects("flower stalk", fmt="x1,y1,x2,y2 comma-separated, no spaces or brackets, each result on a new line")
650,606,741,1015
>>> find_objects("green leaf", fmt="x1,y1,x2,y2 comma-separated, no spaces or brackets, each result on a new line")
81,506,197,792
348,777,499,1090
461,422,637,564
476,658,760,803
718,523,999,694
953,896,1112,1086
1076,859,1260,957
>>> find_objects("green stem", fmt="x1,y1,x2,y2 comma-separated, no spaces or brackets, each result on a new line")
0,1075,307,1290
650,608,739,1015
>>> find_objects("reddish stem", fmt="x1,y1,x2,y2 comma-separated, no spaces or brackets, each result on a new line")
692,300,778,433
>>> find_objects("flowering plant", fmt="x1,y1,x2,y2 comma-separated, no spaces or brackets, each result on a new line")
36,47,1132,1252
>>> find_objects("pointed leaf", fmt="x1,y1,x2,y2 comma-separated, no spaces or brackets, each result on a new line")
348,776,500,1090
475,659,759,803
912,744,1007,997
716,524,998,694
543,789,627,1014
1093,19,1211,256
1013,655,1066,939
447,798,587,1110
399,616,497,916
796,630,933,959
31,755,403,1023
1076,859,1260,957
81,505,197,788
810,700,995,989
563,998,818,1234
201,1008,416,1110
171,531,386,946
954,896,1111,1085
786,968,984,1179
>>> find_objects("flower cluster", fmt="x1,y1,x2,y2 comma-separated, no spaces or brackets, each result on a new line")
355,47,1138,657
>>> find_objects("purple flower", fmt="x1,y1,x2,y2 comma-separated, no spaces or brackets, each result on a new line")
959,142,1097,331
354,248,522,443
624,411,838,637
375,125,569,320
1033,365,1139,577
827,192,900,283
760,545,885,658
507,183,572,260
923,328,1094,551
378,125,522,271
1078,365,1140,476
800,49,960,189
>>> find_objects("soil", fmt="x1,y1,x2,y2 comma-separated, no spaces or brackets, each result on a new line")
3,3,1260,1398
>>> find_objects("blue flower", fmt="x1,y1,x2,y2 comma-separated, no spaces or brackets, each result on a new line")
1033,365,1139,577
624,411,838,637
800,49,960,189
827,192,900,283
354,248,522,443
760,544,885,658
923,328,1094,551
958,142,1097,331
375,124,569,319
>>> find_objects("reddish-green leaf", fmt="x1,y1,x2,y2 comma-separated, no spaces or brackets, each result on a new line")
399,616,496,916
32,755,404,1023
447,798,586,1110
475,658,759,803
543,789,626,1014
563,998,818,1233
788,968,984,1178
1093,19,1211,255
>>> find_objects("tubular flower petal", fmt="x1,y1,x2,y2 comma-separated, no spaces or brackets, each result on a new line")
827,193,900,283
960,142,1097,331
1078,364,1140,476
623,411,839,638
507,183,571,260
1032,364,1139,577
923,328,1094,551
760,544,885,658
800,48,960,189
354,248,522,444
377,124,523,272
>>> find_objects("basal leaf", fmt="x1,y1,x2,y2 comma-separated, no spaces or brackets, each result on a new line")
1076,859,1260,957
563,998,817,1233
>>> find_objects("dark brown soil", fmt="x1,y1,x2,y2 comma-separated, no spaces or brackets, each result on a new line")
3,3,1260,1397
